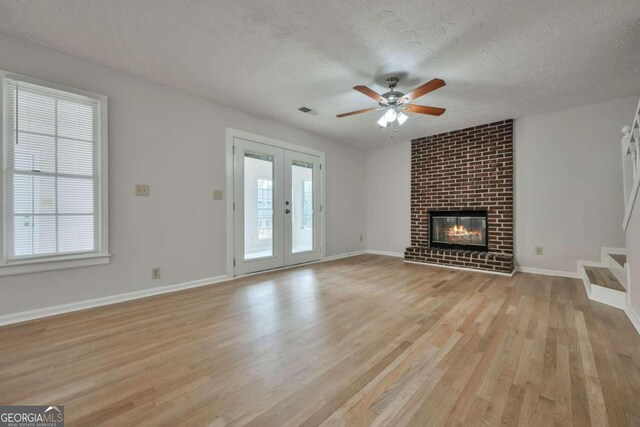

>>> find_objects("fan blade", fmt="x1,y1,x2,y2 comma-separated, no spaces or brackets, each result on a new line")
336,107,382,118
399,79,445,103
353,86,388,104
403,105,446,116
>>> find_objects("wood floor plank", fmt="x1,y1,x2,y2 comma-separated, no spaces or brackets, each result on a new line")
575,310,609,426
0,255,639,426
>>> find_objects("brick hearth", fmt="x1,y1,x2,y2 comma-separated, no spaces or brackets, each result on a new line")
405,119,514,273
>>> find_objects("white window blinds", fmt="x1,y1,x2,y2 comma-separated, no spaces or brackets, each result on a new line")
4,78,100,260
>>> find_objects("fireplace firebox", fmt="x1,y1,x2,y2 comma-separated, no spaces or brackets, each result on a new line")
430,210,488,251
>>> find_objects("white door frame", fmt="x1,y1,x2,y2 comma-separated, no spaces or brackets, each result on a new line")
225,128,326,277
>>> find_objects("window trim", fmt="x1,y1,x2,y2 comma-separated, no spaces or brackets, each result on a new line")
0,70,110,276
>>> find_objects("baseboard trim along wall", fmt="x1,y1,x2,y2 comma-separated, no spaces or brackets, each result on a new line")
625,303,640,335
322,250,367,261
514,266,580,279
365,249,404,257
0,250,368,327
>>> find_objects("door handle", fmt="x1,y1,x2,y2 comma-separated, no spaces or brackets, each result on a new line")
285,209,291,214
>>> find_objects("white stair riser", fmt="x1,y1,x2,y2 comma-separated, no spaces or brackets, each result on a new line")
590,284,627,309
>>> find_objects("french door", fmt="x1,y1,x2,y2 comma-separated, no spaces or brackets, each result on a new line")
233,138,322,275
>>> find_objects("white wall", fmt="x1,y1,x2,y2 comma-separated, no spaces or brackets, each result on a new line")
366,96,637,273
366,142,411,255
515,96,634,272
0,34,366,316
624,99,640,323
625,202,640,320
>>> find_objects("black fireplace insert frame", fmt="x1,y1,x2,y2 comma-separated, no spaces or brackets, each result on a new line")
429,210,489,251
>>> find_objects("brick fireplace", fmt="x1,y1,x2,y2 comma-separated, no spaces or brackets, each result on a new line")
404,120,514,273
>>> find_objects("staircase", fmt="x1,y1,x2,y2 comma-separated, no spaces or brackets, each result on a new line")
578,247,627,309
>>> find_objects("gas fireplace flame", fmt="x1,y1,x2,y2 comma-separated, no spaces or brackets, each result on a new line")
446,224,481,240
449,225,468,236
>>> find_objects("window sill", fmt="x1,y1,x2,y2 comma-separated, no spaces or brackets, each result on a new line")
0,254,111,277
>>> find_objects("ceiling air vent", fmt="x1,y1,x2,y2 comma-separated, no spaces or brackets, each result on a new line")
298,106,319,116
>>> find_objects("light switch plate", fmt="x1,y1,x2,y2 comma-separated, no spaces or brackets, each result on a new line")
213,190,223,200
135,184,150,197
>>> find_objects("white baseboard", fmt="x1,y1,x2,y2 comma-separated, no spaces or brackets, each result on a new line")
515,266,580,279
0,274,232,327
365,249,404,257
624,303,640,335
323,250,367,261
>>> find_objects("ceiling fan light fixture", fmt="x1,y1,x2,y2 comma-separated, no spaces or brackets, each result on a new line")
377,114,388,128
397,111,409,125
384,108,397,122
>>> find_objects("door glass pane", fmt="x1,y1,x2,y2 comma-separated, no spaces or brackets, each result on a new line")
244,153,273,259
291,160,313,253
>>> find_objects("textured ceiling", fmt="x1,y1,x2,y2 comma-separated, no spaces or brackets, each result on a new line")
0,0,638,148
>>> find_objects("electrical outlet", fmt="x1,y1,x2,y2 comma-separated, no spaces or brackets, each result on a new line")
213,190,223,200
135,184,150,197
151,267,161,279
535,246,544,256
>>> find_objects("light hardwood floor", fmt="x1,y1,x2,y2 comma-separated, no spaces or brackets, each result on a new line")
1,254,640,426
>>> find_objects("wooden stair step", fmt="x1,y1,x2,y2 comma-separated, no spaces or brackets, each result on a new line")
585,266,625,292
609,253,627,267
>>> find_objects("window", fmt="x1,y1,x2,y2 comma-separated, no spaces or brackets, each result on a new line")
302,180,312,229
257,179,272,239
0,72,109,275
